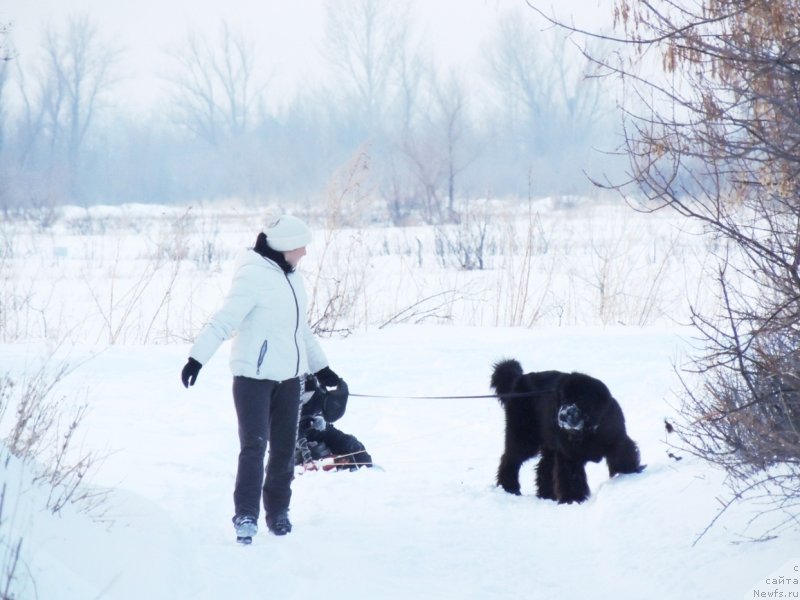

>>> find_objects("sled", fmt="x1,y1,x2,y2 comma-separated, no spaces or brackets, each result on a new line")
295,452,376,474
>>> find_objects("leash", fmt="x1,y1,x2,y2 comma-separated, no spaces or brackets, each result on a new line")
349,391,530,400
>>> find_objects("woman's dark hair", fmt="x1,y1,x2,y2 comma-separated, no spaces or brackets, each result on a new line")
254,232,294,274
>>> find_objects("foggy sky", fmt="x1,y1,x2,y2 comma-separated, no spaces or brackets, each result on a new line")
4,0,608,115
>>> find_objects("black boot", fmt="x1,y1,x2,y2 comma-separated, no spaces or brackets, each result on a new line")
266,512,292,536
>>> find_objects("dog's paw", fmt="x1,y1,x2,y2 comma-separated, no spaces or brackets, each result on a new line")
497,483,522,496
557,495,588,505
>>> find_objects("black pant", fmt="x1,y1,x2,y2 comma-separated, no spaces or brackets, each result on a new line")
232,376,301,520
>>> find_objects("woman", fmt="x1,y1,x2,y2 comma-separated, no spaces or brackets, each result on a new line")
180,215,341,543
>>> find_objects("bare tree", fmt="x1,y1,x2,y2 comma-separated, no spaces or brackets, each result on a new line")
324,0,451,222
489,13,605,144
3,14,118,211
436,72,477,221
165,21,264,145
322,0,411,133
379,35,433,225
529,0,800,531
0,21,11,60
484,10,612,193
394,31,430,134
0,21,14,215
0,20,14,152
400,70,477,223
42,15,118,174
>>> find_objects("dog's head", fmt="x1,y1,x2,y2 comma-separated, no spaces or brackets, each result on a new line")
556,373,612,432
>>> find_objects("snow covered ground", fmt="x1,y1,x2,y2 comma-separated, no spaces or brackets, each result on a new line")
1,203,798,599
2,325,798,599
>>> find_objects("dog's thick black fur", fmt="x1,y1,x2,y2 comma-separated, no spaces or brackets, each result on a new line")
491,358,643,504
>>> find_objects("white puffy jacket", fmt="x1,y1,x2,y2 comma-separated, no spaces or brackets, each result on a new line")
189,249,328,381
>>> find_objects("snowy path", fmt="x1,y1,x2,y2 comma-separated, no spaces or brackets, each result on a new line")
3,325,798,599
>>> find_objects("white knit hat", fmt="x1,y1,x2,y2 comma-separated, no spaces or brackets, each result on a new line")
264,215,312,251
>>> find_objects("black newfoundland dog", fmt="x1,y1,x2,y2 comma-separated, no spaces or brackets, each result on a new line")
491,358,643,504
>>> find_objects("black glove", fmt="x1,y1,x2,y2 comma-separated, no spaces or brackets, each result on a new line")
181,357,202,388
315,366,340,388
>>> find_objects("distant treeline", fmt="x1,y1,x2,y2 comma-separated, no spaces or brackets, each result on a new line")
0,3,625,222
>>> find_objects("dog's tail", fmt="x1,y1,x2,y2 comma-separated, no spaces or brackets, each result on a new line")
491,359,523,402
